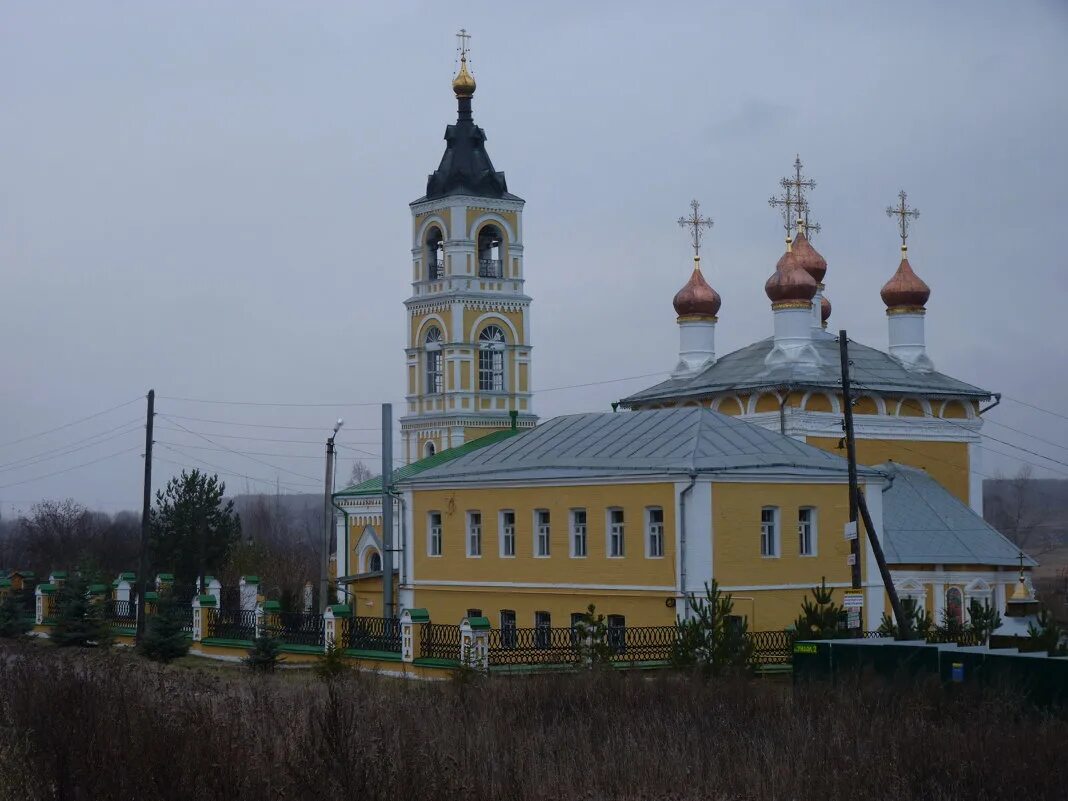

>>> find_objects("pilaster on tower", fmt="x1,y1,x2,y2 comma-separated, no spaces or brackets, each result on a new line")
400,32,537,464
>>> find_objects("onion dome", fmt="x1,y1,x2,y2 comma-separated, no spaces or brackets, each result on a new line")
673,259,721,318
792,230,827,283
452,54,476,98
765,241,818,305
820,295,831,327
880,246,930,310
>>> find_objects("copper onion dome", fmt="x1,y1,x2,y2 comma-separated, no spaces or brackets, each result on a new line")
792,230,827,283
821,295,831,325
765,242,818,305
673,260,721,318
880,247,930,310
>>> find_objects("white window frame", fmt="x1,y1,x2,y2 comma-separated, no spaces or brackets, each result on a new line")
569,508,588,558
477,326,506,392
466,511,482,558
428,511,443,557
798,507,817,557
499,510,516,558
645,507,664,559
607,508,625,558
534,509,551,558
760,506,779,558
424,327,444,395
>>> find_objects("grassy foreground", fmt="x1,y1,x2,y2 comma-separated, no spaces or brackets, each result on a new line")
0,643,1065,800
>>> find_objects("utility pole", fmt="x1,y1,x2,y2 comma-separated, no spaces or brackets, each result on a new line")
135,389,154,641
381,404,394,622
320,418,343,613
839,332,911,637
838,332,862,592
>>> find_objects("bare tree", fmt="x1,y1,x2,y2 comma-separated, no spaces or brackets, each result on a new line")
348,460,373,487
986,466,1046,552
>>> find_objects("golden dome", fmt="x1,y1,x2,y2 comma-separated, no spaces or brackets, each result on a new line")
673,259,721,318
792,230,827,283
452,55,476,98
765,240,818,305
880,246,930,310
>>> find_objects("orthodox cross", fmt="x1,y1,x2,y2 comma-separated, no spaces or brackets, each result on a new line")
886,189,920,247
768,182,798,237
802,200,822,240
677,199,714,260
782,155,816,211
456,28,471,59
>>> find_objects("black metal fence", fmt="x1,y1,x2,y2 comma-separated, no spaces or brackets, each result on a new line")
104,599,137,628
343,616,402,653
487,626,581,666
746,630,796,665
206,608,256,641
420,623,461,660
270,611,324,648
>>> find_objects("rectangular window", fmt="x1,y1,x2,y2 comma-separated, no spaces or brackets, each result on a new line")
466,608,482,618
646,507,664,558
499,510,516,557
466,511,482,557
570,509,587,558
500,610,517,648
607,614,626,652
428,511,443,557
534,611,551,649
608,508,625,558
760,507,779,557
535,510,551,557
426,351,443,394
478,349,504,391
798,507,817,556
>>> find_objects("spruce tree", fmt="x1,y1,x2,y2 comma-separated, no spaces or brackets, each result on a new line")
670,580,752,675
1027,607,1067,656
52,574,112,648
244,633,283,672
0,594,32,639
794,577,847,639
138,594,191,663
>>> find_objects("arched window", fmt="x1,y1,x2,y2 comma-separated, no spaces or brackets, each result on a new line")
945,587,964,626
477,224,503,278
426,227,444,280
424,441,436,458
425,326,443,394
368,551,382,573
478,325,506,391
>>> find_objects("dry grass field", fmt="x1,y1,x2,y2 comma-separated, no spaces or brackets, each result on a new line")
0,643,1066,801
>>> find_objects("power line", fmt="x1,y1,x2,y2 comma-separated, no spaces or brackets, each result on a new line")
1002,394,1068,423
0,418,143,472
154,447,315,493
158,415,323,484
0,396,143,450
0,445,142,490
157,395,383,408
160,413,384,432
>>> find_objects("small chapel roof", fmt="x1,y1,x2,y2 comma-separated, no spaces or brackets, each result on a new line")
394,407,879,486
619,331,992,407
879,462,1036,567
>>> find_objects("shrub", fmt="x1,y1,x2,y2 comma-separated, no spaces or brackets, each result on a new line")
138,594,191,663
314,637,350,681
877,597,933,640
1027,607,1067,656
572,603,614,666
243,634,283,673
967,598,1002,645
0,594,32,639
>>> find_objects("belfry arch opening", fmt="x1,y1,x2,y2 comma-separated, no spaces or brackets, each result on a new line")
426,226,445,280
477,224,503,278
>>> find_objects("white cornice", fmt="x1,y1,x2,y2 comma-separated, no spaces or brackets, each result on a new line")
410,195,526,214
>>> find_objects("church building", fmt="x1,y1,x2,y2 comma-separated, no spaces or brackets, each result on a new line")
334,39,1034,634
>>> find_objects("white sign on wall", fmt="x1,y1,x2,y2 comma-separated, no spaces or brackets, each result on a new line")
843,521,858,541
842,591,864,610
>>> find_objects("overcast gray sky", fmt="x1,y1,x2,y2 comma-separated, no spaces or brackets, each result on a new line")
2,1,1067,514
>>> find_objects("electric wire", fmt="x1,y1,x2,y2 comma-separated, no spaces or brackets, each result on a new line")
0,445,142,490
0,396,143,449
1002,395,1068,422
154,447,315,493
0,419,143,472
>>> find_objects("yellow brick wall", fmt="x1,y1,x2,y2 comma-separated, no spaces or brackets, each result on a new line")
806,437,969,504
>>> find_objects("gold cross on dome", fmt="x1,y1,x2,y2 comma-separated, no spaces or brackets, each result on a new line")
677,199,714,259
886,189,920,247
768,182,798,237
456,28,471,59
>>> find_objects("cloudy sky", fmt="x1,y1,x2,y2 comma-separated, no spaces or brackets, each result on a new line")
2,1,1067,514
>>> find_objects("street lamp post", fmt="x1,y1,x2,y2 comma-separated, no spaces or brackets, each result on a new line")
320,418,343,613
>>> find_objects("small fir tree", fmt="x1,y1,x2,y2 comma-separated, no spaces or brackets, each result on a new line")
573,603,614,666
876,597,932,639
670,580,752,675
0,594,33,639
1027,607,1067,656
314,637,350,681
138,594,191,663
794,578,847,639
966,598,1002,646
52,574,112,648
244,633,283,673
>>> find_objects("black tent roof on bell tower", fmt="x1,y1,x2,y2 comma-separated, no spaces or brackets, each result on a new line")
414,87,523,204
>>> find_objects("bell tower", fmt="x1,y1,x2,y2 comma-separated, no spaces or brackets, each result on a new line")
401,32,536,464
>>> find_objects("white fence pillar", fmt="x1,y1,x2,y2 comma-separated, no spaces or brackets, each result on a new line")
460,616,490,672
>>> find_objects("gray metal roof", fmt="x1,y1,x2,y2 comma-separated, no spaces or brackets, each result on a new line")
397,407,879,486
880,462,1036,567
620,331,992,406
